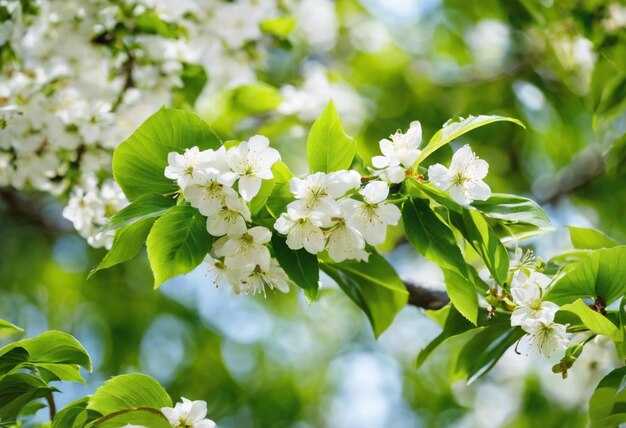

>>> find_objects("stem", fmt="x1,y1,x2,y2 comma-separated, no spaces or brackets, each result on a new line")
46,391,56,421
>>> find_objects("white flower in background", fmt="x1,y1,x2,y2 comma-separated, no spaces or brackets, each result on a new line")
211,0,275,49
274,207,332,254
206,195,251,236
295,0,338,52
510,270,559,328
226,135,280,201
161,397,216,428
325,216,368,263
165,146,216,188
372,121,422,183
234,259,290,295
289,170,361,216
183,169,238,217
342,181,401,246
524,320,569,357
214,226,272,270
428,144,491,206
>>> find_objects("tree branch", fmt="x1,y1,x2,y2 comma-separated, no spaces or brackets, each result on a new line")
404,281,449,310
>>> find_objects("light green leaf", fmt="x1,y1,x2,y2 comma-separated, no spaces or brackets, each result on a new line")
271,234,319,296
0,320,22,334
560,299,621,341
441,269,479,326
589,366,626,428
93,408,171,428
95,217,156,273
451,209,509,286
113,107,221,201
146,206,214,288
569,226,618,250
471,194,552,230
250,179,275,215
103,194,175,233
266,161,294,218
322,252,408,338
36,363,85,384
260,16,296,39
86,374,172,416
306,101,356,173
545,246,626,306
417,115,525,163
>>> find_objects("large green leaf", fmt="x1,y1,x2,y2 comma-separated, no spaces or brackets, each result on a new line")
113,107,221,201
95,217,156,272
0,373,55,422
569,226,618,250
271,234,319,296
103,194,175,233
146,206,214,288
545,246,626,306
86,374,172,416
417,115,525,163
451,209,509,286
471,194,552,230
441,269,479,325
322,252,408,338
0,331,91,372
0,320,22,335
306,101,356,173
0,348,29,377
53,397,97,428
93,408,171,428
589,366,626,428
560,299,621,341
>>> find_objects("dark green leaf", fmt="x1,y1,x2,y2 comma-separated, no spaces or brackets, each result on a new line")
0,373,55,421
95,217,156,273
103,194,175,233
271,234,319,296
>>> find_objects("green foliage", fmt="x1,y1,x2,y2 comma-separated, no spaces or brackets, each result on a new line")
306,101,356,173
113,107,221,201
568,226,618,250
545,246,626,305
146,205,214,288
559,299,620,341
103,194,176,233
589,366,626,428
172,63,209,109
271,234,319,297
321,252,408,338
95,218,156,272
260,16,296,39
417,115,525,164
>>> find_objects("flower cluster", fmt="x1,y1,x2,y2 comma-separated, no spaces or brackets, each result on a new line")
428,144,492,206
165,137,289,295
371,121,422,184
161,397,216,428
274,175,401,263
62,175,128,248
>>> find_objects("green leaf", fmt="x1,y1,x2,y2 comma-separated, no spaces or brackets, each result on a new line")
471,194,552,230
266,161,294,218
0,320,22,335
260,16,296,39
271,234,319,296
0,348,29,377
103,194,175,233
94,409,171,428
86,374,172,416
417,115,525,163
306,101,356,173
441,269,479,326
172,63,208,109
569,226,618,250
404,179,463,213
250,179,275,216
95,217,156,273
135,11,186,38
146,205,214,288
0,331,91,372
560,299,621,341
545,246,626,306
53,397,96,428
451,209,509,286
0,373,55,421
417,306,474,368
322,252,408,337
589,366,626,428
36,363,85,384
113,107,221,201
455,325,524,383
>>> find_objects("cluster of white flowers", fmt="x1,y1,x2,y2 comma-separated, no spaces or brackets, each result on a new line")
62,175,128,248
165,136,290,295
428,144,492,206
161,397,216,428
275,175,401,263
371,121,422,183
508,268,569,357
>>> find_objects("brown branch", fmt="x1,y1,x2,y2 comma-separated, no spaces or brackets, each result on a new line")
45,391,56,421
404,281,449,310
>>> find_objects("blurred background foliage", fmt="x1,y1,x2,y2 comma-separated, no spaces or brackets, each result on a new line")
2,0,626,426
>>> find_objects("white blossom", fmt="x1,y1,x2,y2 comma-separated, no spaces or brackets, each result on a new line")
183,169,238,217
325,217,368,263
206,195,251,237
510,270,558,328
428,144,491,206
523,320,569,357
274,208,331,254
161,397,216,428
165,146,216,189
226,135,280,202
342,181,401,246
288,170,361,216
372,121,422,183
232,259,290,295
214,226,272,271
